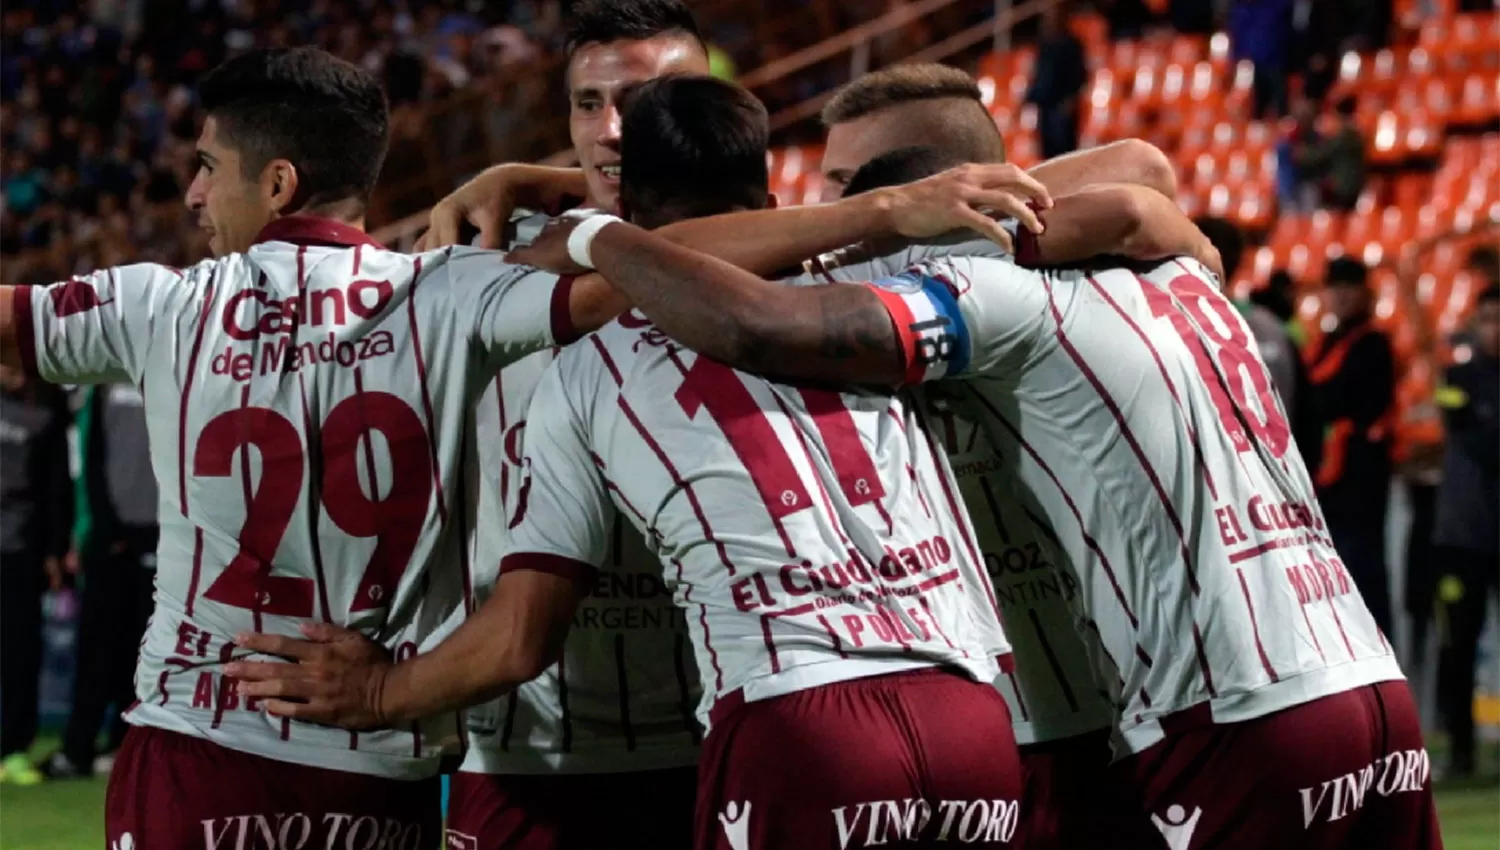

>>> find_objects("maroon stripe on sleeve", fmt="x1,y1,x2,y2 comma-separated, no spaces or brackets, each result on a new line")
13,285,37,378
1236,567,1280,682
499,552,598,583
1092,275,1219,501
402,257,448,522
1002,670,1030,720
970,392,1140,630
177,273,217,516
550,274,581,345
1044,277,1201,595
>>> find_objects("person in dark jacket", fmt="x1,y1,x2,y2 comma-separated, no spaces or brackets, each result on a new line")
1432,284,1499,779
0,364,73,786
40,383,158,779
1025,4,1089,159
1304,256,1396,634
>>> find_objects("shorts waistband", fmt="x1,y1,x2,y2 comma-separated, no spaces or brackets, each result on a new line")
707,666,964,729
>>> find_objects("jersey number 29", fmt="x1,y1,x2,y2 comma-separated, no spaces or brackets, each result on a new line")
191,391,434,619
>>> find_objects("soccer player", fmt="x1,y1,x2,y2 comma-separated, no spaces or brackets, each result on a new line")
507,203,1441,849
230,75,1028,850
0,47,635,850
448,3,711,847
816,63,1179,203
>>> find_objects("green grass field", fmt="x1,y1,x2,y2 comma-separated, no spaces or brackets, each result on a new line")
1,742,1496,849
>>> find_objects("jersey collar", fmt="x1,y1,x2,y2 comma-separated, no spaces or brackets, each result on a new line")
253,216,386,250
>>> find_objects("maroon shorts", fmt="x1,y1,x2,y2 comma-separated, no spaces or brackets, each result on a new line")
1113,680,1442,850
1017,729,1159,850
106,725,440,850
694,667,1022,850
445,766,697,850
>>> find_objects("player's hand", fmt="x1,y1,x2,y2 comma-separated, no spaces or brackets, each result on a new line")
879,163,1053,248
414,164,587,251
227,623,394,730
505,214,590,274
416,165,518,251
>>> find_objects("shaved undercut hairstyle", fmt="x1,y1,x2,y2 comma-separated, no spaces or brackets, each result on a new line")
821,63,1005,163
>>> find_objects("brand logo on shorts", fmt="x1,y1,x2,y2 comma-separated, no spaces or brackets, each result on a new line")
111,833,135,850
831,798,1020,847
1298,747,1431,828
1150,805,1202,850
719,801,752,850
445,831,479,850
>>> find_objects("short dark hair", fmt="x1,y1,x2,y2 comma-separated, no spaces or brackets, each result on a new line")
842,146,962,197
1326,255,1369,288
199,47,388,208
565,0,704,55
619,75,768,229
820,64,1005,164
1192,216,1245,280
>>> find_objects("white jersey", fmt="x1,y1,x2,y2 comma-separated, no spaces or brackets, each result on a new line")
505,314,1007,730
15,217,575,779
800,236,1116,746
461,212,701,775
861,250,1402,754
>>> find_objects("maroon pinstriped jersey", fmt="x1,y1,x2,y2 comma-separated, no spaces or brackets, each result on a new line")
15,217,573,778
503,313,1008,731
830,247,1403,755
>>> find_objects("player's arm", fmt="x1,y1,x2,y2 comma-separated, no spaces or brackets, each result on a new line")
0,266,177,382
1026,138,1178,199
583,219,1042,386
229,364,615,727
417,163,589,250
644,163,1051,276
1030,183,1222,277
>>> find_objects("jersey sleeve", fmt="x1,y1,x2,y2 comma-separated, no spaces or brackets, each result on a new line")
439,247,581,371
497,358,616,583
791,230,1018,289
16,264,182,385
864,254,1051,384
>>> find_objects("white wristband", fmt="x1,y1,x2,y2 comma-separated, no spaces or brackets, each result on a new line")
565,212,623,270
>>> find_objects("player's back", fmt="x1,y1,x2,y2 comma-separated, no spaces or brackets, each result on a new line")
943,255,1403,752
20,220,571,778
547,313,1006,726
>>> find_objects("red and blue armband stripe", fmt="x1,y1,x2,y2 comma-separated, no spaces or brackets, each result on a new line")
864,270,970,384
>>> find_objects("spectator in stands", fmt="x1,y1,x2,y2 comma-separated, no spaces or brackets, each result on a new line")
1293,95,1366,211
1025,4,1088,159
0,364,72,787
1432,283,1499,779
1289,0,1344,102
1304,256,1397,634
1229,0,1293,118
40,385,158,780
